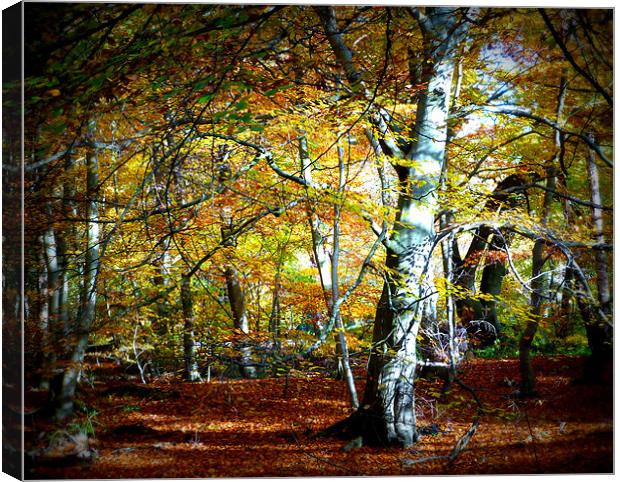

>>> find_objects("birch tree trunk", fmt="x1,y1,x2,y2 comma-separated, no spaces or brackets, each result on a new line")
586,145,611,314
331,140,359,408
42,224,62,383
299,136,333,308
299,135,358,404
37,238,52,390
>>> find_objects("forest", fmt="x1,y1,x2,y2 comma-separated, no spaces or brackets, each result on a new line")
2,3,613,477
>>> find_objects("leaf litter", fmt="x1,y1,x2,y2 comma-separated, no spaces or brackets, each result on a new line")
26,355,612,478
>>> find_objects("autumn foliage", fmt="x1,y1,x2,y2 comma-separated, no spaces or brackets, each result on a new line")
3,4,612,478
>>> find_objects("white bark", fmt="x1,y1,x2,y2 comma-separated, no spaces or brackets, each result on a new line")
323,7,469,446
586,146,610,312
299,136,333,309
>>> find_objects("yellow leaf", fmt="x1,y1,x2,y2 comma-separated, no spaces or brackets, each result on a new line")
47,89,61,97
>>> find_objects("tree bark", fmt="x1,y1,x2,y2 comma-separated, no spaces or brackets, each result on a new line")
454,174,525,344
586,146,611,313
225,266,256,378
331,140,359,408
581,144,612,378
477,234,508,341
55,122,101,419
41,224,62,386
519,77,567,396
317,6,469,446
299,136,333,309
181,274,201,381
37,238,52,390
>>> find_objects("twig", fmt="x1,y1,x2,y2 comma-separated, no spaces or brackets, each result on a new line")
403,455,448,466
288,426,354,474
446,378,483,466
402,377,482,468
521,402,542,473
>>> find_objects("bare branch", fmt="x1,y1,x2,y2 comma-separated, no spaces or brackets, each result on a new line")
486,106,613,168
494,182,613,211
539,9,612,108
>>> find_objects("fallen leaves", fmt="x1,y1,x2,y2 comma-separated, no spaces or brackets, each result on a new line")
26,355,612,478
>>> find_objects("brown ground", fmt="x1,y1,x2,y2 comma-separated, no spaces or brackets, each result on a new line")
25,355,613,478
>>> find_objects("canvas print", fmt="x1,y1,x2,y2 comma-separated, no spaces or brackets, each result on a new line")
2,2,613,478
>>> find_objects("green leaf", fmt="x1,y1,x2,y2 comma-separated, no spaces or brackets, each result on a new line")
91,75,105,90
234,99,248,110
194,76,215,91
47,121,67,134
264,84,294,97
197,93,214,104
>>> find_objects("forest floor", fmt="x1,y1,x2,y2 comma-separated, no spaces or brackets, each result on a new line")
25,355,612,478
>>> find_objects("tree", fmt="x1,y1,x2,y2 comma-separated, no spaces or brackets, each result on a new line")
18,4,612,434
316,6,473,446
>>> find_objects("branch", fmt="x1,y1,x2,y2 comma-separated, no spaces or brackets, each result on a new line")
539,9,612,108
38,5,142,56
313,6,362,88
436,220,612,326
436,220,613,252
408,7,431,33
494,182,613,211
487,106,613,168
287,226,386,360
315,6,405,159
459,130,543,185
186,198,302,278
185,6,286,38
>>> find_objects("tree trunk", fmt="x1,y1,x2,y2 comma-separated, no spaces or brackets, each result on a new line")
58,154,76,340
37,238,52,390
151,241,172,336
225,266,256,378
181,274,201,381
41,224,62,389
454,174,525,344
518,174,557,396
55,124,100,419
331,140,359,408
519,235,546,396
477,234,507,342
318,6,466,446
299,136,334,308
581,144,612,378
299,135,353,389
586,146,611,313
269,267,282,340
556,265,574,338
519,76,566,396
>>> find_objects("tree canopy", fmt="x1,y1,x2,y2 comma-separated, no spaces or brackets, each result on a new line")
4,3,613,476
